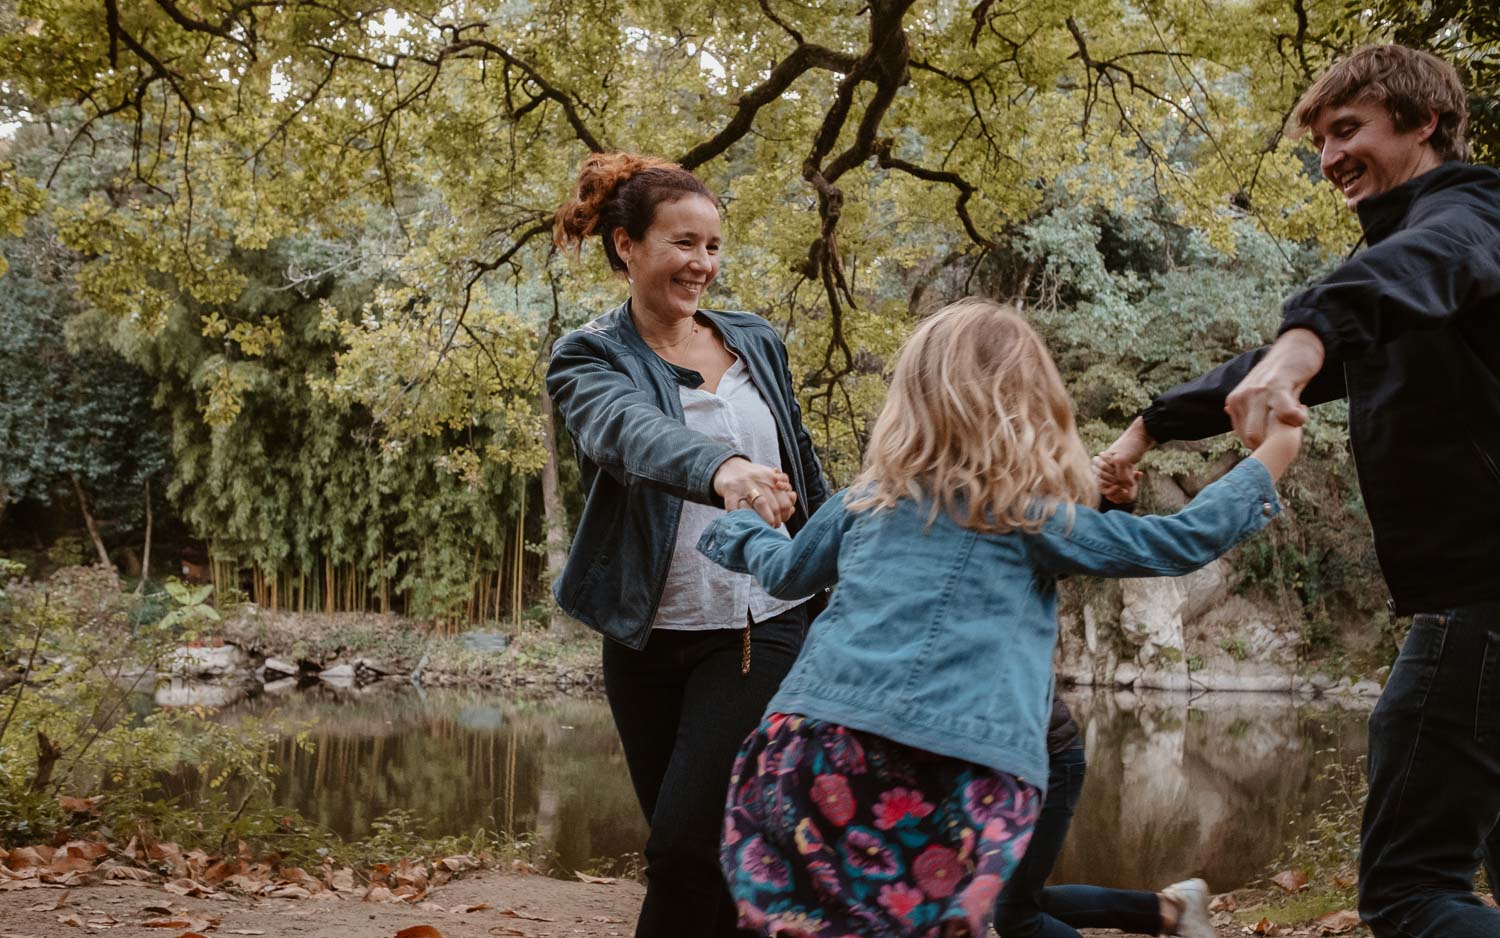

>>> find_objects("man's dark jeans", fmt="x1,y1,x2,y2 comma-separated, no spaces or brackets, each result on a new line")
1359,604,1500,937
602,606,806,938
993,744,1159,937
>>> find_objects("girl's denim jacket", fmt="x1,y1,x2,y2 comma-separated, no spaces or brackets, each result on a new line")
698,457,1281,787
546,301,829,650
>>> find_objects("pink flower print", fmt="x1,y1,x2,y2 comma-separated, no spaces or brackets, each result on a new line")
956,873,1004,925
912,844,965,899
877,882,925,922
738,835,791,888
811,773,855,826
840,827,902,879
871,787,935,830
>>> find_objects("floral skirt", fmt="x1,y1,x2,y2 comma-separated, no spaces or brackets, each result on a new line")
721,713,1040,937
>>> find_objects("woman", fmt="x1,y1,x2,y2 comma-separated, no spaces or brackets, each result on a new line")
546,152,829,937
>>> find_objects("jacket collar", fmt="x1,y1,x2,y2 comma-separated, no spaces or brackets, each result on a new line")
610,299,741,389
1356,160,1488,244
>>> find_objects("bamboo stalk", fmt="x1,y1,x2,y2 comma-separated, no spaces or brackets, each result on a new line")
325,556,334,615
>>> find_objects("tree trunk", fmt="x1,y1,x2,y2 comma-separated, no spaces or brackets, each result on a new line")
540,388,577,638
135,477,153,595
0,483,9,532
70,473,113,570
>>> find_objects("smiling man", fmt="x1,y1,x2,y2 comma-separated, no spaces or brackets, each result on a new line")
1097,44,1500,938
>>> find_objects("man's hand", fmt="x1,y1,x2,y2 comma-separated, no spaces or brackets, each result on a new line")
1225,329,1325,447
1094,417,1155,504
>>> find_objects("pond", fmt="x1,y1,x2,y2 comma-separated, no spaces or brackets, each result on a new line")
178,684,1369,892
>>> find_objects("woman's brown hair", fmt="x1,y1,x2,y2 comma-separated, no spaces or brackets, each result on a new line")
554,153,717,273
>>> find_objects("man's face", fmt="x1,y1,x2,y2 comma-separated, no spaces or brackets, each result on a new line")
1309,99,1440,209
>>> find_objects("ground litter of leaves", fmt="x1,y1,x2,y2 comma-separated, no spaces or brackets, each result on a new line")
1,834,1426,937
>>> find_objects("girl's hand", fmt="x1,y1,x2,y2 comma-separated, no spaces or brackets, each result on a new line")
1092,452,1142,505
1251,417,1303,482
713,457,797,526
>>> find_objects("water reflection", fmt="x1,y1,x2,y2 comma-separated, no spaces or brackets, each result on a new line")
184,685,1367,888
200,685,648,876
1054,689,1367,892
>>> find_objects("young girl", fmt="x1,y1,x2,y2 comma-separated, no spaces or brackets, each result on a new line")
696,298,1300,938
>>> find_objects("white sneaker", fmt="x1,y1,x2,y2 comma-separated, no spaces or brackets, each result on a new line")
1160,877,1214,938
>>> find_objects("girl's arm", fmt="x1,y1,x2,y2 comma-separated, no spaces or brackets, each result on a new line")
1029,433,1293,579
698,490,854,598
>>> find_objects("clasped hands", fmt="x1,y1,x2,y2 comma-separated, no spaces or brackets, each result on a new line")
712,456,797,527
1094,329,1325,500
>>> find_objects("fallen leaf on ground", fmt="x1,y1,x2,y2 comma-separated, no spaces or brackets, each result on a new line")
394,927,445,938
56,796,105,816
103,867,157,882
225,931,267,935
24,889,69,911
486,929,526,937
458,903,490,913
1209,893,1236,912
56,913,84,927
574,872,617,885
501,908,554,921
1271,868,1309,893
141,920,193,929
1315,909,1362,934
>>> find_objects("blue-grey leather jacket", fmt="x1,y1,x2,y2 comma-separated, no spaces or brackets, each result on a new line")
546,300,830,649
698,457,1280,786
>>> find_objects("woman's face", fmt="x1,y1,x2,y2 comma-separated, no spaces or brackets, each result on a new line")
614,194,721,321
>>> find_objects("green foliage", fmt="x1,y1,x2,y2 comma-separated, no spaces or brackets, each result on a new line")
0,566,279,848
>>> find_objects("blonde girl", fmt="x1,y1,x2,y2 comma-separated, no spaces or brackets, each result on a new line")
697,298,1300,937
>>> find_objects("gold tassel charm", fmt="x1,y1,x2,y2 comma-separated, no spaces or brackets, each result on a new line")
741,624,752,677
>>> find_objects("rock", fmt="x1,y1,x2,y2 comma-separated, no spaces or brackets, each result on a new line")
1347,679,1383,699
353,657,397,679
258,657,298,680
459,631,512,654
1113,661,1140,688
318,662,356,685
167,644,249,678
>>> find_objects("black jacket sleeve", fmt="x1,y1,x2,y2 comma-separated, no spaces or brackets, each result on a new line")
1140,346,1348,443
1279,200,1500,357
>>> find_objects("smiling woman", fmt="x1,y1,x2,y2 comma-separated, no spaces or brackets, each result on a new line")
545,153,830,938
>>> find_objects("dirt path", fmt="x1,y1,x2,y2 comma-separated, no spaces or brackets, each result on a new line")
0,872,1343,938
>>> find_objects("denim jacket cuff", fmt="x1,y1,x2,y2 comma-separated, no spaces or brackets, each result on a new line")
1239,456,1283,522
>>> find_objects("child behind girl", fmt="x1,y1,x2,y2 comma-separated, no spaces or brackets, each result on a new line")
696,298,1300,938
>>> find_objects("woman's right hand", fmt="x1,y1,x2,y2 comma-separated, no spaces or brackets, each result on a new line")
713,457,797,527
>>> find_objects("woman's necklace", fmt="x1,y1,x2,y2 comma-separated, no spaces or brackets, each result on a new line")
643,322,701,352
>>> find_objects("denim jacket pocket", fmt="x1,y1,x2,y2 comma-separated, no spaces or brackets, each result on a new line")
1478,628,1500,744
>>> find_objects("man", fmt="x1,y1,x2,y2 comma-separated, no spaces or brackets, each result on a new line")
1098,44,1500,938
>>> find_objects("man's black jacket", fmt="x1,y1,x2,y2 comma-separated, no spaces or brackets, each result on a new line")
1141,161,1500,615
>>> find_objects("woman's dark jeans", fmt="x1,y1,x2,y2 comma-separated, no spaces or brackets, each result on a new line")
603,605,806,938
993,744,1159,938
1358,604,1500,937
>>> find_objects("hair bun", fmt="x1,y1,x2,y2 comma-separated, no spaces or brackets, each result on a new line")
555,152,677,250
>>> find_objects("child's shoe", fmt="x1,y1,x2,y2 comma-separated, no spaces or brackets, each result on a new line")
1160,878,1214,938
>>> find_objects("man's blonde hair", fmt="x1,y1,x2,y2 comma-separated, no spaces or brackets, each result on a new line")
847,298,1097,533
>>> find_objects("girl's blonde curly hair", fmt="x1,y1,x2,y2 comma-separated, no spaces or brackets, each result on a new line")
846,298,1097,533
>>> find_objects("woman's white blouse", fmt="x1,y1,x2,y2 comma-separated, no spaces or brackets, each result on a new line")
653,358,806,630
